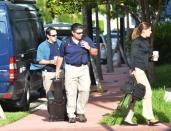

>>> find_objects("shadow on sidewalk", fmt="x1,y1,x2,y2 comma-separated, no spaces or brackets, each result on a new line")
89,92,123,111
33,109,49,122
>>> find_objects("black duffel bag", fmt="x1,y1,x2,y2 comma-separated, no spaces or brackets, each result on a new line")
132,83,146,101
121,76,146,101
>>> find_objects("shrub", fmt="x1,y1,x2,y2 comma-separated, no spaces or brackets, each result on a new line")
154,22,171,64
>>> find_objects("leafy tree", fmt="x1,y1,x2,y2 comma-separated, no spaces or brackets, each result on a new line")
46,0,84,16
45,0,168,82
57,14,83,24
36,0,53,24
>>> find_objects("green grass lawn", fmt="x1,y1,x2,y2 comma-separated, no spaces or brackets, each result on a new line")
0,111,29,126
100,64,171,125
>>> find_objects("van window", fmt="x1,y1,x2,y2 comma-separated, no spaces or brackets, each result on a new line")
32,21,45,46
0,7,7,35
13,21,35,54
0,21,8,63
0,22,6,35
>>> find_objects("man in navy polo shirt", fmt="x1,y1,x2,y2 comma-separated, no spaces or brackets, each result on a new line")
56,23,98,123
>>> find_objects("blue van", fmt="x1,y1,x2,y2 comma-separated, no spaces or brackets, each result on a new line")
0,0,45,111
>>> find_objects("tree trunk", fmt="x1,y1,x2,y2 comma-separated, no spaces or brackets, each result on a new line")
106,0,114,72
82,5,93,39
95,4,103,80
120,17,125,51
82,4,96,85
144,0,150,22
139,0,146,21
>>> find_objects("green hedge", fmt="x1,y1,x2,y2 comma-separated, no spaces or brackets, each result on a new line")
154,22,171,64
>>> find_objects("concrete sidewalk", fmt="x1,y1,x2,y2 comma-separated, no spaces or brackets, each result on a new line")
0,65,171,131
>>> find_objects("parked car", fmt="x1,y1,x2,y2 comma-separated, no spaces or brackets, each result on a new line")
104,32,121,66
104,31,118,51
93,34,107,64
0,0,45,111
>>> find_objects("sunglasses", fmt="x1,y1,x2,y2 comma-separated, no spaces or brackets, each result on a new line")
49,34,57,37
75,32,83,35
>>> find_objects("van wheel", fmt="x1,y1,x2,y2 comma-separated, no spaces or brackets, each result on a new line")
20,80,30,111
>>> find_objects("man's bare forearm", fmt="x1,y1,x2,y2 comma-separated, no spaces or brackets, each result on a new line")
89,48,98,56
56,57,63,71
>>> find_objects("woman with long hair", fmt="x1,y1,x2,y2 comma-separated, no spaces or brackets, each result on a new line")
123,22,159,126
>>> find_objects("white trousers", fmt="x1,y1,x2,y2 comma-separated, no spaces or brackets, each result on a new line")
125,67,155,122
65,64,91,118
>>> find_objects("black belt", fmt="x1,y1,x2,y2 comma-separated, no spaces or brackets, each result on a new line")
68,63,87,67
43,65,56,72
43,69,55,72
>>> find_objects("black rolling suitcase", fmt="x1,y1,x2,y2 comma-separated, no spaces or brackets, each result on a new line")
47,78,67,122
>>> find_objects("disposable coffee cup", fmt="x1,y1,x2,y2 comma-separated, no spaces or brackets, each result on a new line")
152,51,159,61
54,56,58,61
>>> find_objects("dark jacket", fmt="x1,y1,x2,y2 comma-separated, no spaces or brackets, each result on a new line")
130,36,151,71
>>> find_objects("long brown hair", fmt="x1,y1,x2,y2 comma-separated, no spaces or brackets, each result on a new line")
131,22,151,40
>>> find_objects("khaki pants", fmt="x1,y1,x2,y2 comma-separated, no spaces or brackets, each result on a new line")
125,67,155,122
65,64,91,118
42,70,64,94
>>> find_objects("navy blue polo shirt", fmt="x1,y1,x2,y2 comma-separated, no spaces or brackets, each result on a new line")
59,36,96,65
49,43,60,60
44,42,60,71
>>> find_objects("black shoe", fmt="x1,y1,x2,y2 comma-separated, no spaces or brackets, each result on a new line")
147,120,160,126
76,114,87,122
69,118,76,123
122,121,138,126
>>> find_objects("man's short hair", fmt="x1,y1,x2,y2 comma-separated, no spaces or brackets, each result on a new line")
71,23,84,32
46,27,57,35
